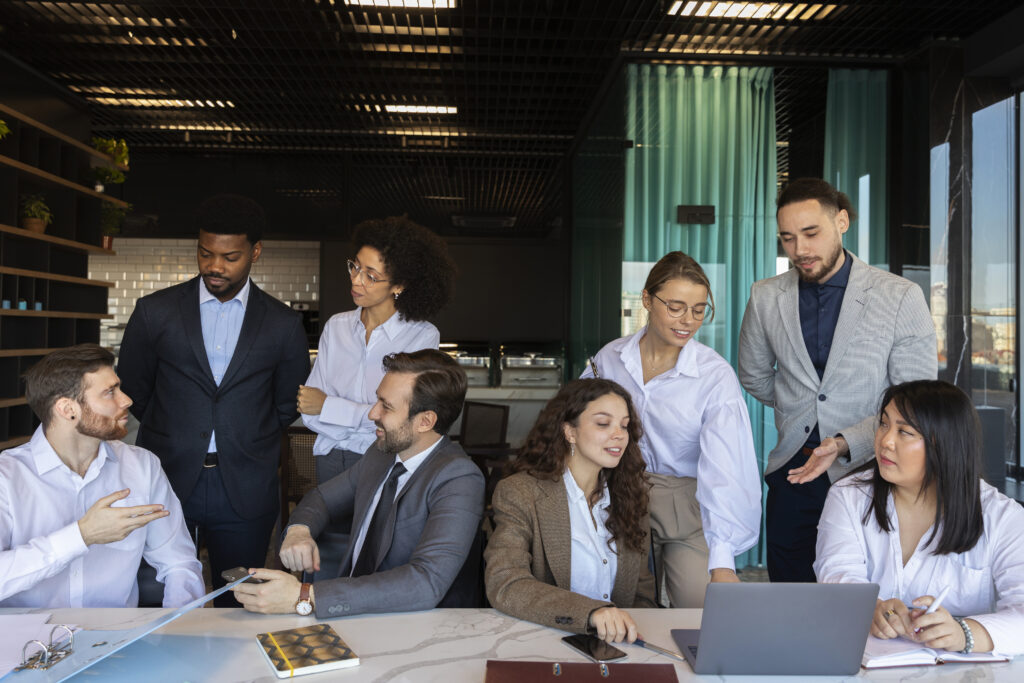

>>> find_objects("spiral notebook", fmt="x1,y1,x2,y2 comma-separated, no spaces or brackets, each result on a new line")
256,623,359,678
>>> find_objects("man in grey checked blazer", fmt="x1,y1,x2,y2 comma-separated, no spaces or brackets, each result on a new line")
738,178,937,582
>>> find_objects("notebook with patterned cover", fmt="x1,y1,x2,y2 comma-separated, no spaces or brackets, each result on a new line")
256,623,359,678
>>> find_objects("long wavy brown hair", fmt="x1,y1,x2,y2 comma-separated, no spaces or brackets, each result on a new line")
511,379,650,553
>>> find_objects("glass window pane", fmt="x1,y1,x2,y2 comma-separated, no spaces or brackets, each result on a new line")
970,96,1017,475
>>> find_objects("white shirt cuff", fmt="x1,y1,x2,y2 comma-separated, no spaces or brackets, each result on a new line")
707,542,737,573
52,521,89,563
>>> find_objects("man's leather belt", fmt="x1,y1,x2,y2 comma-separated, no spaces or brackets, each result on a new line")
204,452,218,468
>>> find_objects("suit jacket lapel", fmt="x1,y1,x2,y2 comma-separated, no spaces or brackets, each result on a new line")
218,281,265,391
821,256,871,386
179,278,216,386
777,272,818,383
536,478,572,590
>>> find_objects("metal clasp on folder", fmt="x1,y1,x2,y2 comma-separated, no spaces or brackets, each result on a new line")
16,625,74,671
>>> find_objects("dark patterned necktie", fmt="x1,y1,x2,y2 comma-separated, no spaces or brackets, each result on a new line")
351,461,407,577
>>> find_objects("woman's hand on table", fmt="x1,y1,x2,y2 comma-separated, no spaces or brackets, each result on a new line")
589,606,638,643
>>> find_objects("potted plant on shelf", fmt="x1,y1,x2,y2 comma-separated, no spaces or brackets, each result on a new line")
90,137,129,192
0,119,10,141
100,201,132,250
20,194,53,233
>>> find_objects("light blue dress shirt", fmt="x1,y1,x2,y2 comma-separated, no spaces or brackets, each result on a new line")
198,277,250,452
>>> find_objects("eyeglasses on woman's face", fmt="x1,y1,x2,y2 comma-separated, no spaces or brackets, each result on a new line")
347,259,390,286
650,292,711,320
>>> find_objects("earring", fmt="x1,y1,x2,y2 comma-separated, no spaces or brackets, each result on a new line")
394,292,400,300
570,443,575,458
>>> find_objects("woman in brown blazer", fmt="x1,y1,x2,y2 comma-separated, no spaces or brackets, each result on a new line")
485,379,656,643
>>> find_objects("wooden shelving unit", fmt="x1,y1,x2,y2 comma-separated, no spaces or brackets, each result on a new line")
0,101,117,446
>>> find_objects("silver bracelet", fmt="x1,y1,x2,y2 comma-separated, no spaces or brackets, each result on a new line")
953,616,974,654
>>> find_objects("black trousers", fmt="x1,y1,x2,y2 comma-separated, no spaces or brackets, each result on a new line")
182,464,278,607
765,449,832,583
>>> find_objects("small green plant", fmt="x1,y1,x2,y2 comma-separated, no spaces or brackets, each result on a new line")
20,194,53,225
92,165,126,186
100,201,132,235
0,119,10,141
91,136,129,169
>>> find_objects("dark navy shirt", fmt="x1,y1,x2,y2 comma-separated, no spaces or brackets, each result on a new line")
798,250,853,450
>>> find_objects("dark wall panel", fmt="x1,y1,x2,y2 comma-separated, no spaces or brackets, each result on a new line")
320,238,567,344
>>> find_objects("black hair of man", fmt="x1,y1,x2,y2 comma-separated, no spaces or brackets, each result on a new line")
777,177,858,222
195,193,266,245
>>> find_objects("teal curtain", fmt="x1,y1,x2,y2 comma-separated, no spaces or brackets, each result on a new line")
623,64,778,569
824,68,889,267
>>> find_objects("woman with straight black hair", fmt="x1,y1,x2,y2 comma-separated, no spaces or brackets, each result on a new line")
815,380,1024,656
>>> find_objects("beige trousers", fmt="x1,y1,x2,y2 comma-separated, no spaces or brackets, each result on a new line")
648,472,710,608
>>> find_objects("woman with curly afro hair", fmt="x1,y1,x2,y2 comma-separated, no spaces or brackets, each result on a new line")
485,379,657,644
295,216,456,576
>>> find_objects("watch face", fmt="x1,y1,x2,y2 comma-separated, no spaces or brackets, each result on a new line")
296,600,313,616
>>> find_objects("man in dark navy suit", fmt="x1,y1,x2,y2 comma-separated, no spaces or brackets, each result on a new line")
118,195,309,605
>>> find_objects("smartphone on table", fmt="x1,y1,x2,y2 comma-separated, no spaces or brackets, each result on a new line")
562,634,628,663
221,566,266,584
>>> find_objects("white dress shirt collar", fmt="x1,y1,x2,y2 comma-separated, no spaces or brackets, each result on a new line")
30,427,116,481
362,308,405,342
198,276,251,309
621,325,701,381
395,434,443,475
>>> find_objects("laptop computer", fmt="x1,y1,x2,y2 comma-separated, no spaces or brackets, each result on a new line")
671,582,878,675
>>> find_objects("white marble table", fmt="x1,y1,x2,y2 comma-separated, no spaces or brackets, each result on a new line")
6,607,1023,683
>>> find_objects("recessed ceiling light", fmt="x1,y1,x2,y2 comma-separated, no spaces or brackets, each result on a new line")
344,0,457,8
668,2,834,20
385,104,458,114
87,97,235,108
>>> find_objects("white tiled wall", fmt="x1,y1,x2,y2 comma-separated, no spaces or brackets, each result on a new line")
88,238,320,350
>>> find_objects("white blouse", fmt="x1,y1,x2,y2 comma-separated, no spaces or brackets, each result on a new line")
815,471,1024,655
564,469,617,603
302,308,439,455
584,328,762,572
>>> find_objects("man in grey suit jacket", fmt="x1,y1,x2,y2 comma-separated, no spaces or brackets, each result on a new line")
232,349,485,618
738,178,936,582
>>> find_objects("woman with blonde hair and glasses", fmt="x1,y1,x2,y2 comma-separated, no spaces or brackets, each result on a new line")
584,251,761,607
295,216,456,576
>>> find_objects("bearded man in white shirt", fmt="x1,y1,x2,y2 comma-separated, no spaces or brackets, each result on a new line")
0,344,204,608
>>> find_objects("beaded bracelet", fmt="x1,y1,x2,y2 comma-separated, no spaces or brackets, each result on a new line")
953,616,974,654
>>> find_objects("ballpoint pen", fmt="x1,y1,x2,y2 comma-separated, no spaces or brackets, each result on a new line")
912,585,951,633
633,639,686,662
921,586,951,615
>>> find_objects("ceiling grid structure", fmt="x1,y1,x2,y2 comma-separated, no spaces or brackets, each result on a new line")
0,1,1018,236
